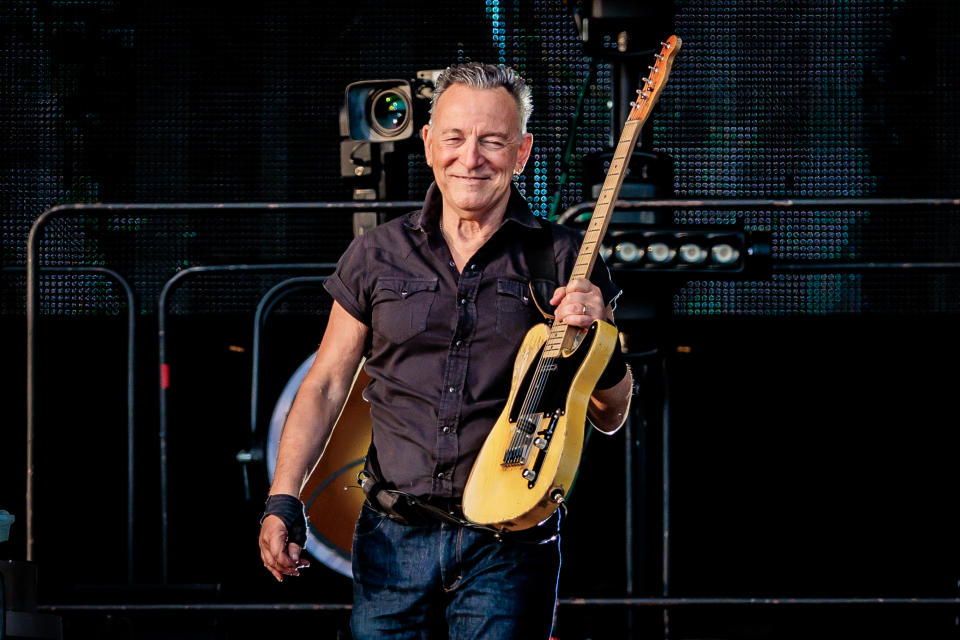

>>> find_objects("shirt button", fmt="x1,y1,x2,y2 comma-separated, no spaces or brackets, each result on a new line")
436,472,445,479
442,426,452,434
449,261,456,268
455,340,463,347
448,386,456,393
470,264,478,270
459,298,466,305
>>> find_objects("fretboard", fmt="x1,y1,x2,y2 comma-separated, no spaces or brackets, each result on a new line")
542,118,643,358
540,34,680,359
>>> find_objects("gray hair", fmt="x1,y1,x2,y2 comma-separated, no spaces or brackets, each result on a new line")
429,62,533,134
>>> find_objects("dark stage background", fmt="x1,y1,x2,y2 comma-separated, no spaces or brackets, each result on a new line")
2,1,959,639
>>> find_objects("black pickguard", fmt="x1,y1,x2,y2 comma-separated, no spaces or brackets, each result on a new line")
507,323,599,423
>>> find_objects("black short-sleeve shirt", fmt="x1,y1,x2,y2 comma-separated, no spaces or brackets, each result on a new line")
324,182,620,499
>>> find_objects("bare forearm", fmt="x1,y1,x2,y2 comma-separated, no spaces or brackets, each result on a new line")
269,375,351,496
588,367,633,434
268,301,369,498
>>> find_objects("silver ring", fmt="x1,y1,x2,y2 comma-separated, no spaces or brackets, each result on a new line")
581,304,588,315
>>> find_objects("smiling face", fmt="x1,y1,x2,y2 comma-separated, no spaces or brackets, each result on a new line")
421,84,533,225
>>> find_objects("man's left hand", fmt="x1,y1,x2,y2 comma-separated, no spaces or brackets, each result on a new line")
550,278,608,328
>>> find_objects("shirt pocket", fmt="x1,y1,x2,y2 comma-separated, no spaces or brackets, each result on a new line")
372,276,439,344
495,277,540,340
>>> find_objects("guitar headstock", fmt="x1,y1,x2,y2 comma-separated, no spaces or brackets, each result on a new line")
628,35,682,123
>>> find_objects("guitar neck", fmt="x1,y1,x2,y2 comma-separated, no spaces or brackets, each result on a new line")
571,118,643,283
542,119,643,358
541,35,681,359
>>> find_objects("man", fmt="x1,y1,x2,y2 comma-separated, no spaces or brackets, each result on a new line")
259,62,632,639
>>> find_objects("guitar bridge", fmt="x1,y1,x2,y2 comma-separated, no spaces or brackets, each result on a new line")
525,410,562,489
503,413,542,466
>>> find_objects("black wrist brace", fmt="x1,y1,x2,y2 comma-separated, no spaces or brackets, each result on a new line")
261,494,307,548
595,344,627,390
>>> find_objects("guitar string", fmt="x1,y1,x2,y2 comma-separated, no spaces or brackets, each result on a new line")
512,355,549,457
509,325,563,464
509,357,550,464
516,320,585,463
507,342,547,462
509,327,557,458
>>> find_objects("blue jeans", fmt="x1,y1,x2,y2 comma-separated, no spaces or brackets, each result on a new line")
350,502,561,640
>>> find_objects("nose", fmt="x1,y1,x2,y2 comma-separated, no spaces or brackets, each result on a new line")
461,137,484,169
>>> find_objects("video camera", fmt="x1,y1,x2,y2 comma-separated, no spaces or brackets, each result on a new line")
339,70,442,232
340,70,442,143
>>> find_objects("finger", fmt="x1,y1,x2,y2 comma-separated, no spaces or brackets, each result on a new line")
563,304,592,328
260,518,300,576
564,278,593,293
288,543,310,570
260,545,285,582
267,564,285,582
289,543,311,569
549,285,567,307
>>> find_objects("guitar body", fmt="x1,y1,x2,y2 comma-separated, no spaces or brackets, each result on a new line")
463,319,619,530
297,361,371,575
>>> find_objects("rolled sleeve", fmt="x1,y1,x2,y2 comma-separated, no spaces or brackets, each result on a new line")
323,235,371,326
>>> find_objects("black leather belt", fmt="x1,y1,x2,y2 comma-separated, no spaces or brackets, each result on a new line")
359,473,560,544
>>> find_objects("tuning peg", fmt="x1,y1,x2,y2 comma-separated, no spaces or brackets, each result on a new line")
648,65,659,73
642,77,654,85
661,40,670,48
654,53,664,61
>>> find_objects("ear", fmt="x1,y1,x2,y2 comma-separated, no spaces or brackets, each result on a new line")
516,131,533,172
421,124,433,167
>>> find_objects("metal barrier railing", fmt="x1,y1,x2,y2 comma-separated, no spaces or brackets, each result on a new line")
23,198,960,625
7,264,136,583
25,200,418,577
156,263,335,582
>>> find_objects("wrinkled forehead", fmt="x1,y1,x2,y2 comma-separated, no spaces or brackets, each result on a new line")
431,85,523,135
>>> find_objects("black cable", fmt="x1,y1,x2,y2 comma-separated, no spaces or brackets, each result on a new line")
548,63,596,220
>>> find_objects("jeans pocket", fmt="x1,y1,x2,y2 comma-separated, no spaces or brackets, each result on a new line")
372,276,438,344
353,502,389,540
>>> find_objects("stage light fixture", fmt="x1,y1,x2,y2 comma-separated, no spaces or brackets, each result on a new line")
615,241,643,263
647,241,676,264
587,225,763,275
678,242,708,264
711,243,740,265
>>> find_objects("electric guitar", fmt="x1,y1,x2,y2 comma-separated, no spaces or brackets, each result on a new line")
462,35,682,531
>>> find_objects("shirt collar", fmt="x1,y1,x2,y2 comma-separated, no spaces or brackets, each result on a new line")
403,182,543,234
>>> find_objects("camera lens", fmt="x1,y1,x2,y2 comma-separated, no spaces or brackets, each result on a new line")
370,89,409,137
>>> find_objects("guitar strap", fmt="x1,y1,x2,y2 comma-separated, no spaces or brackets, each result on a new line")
525,217,558,321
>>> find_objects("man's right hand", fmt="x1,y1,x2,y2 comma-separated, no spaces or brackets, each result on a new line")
259,514,310,582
